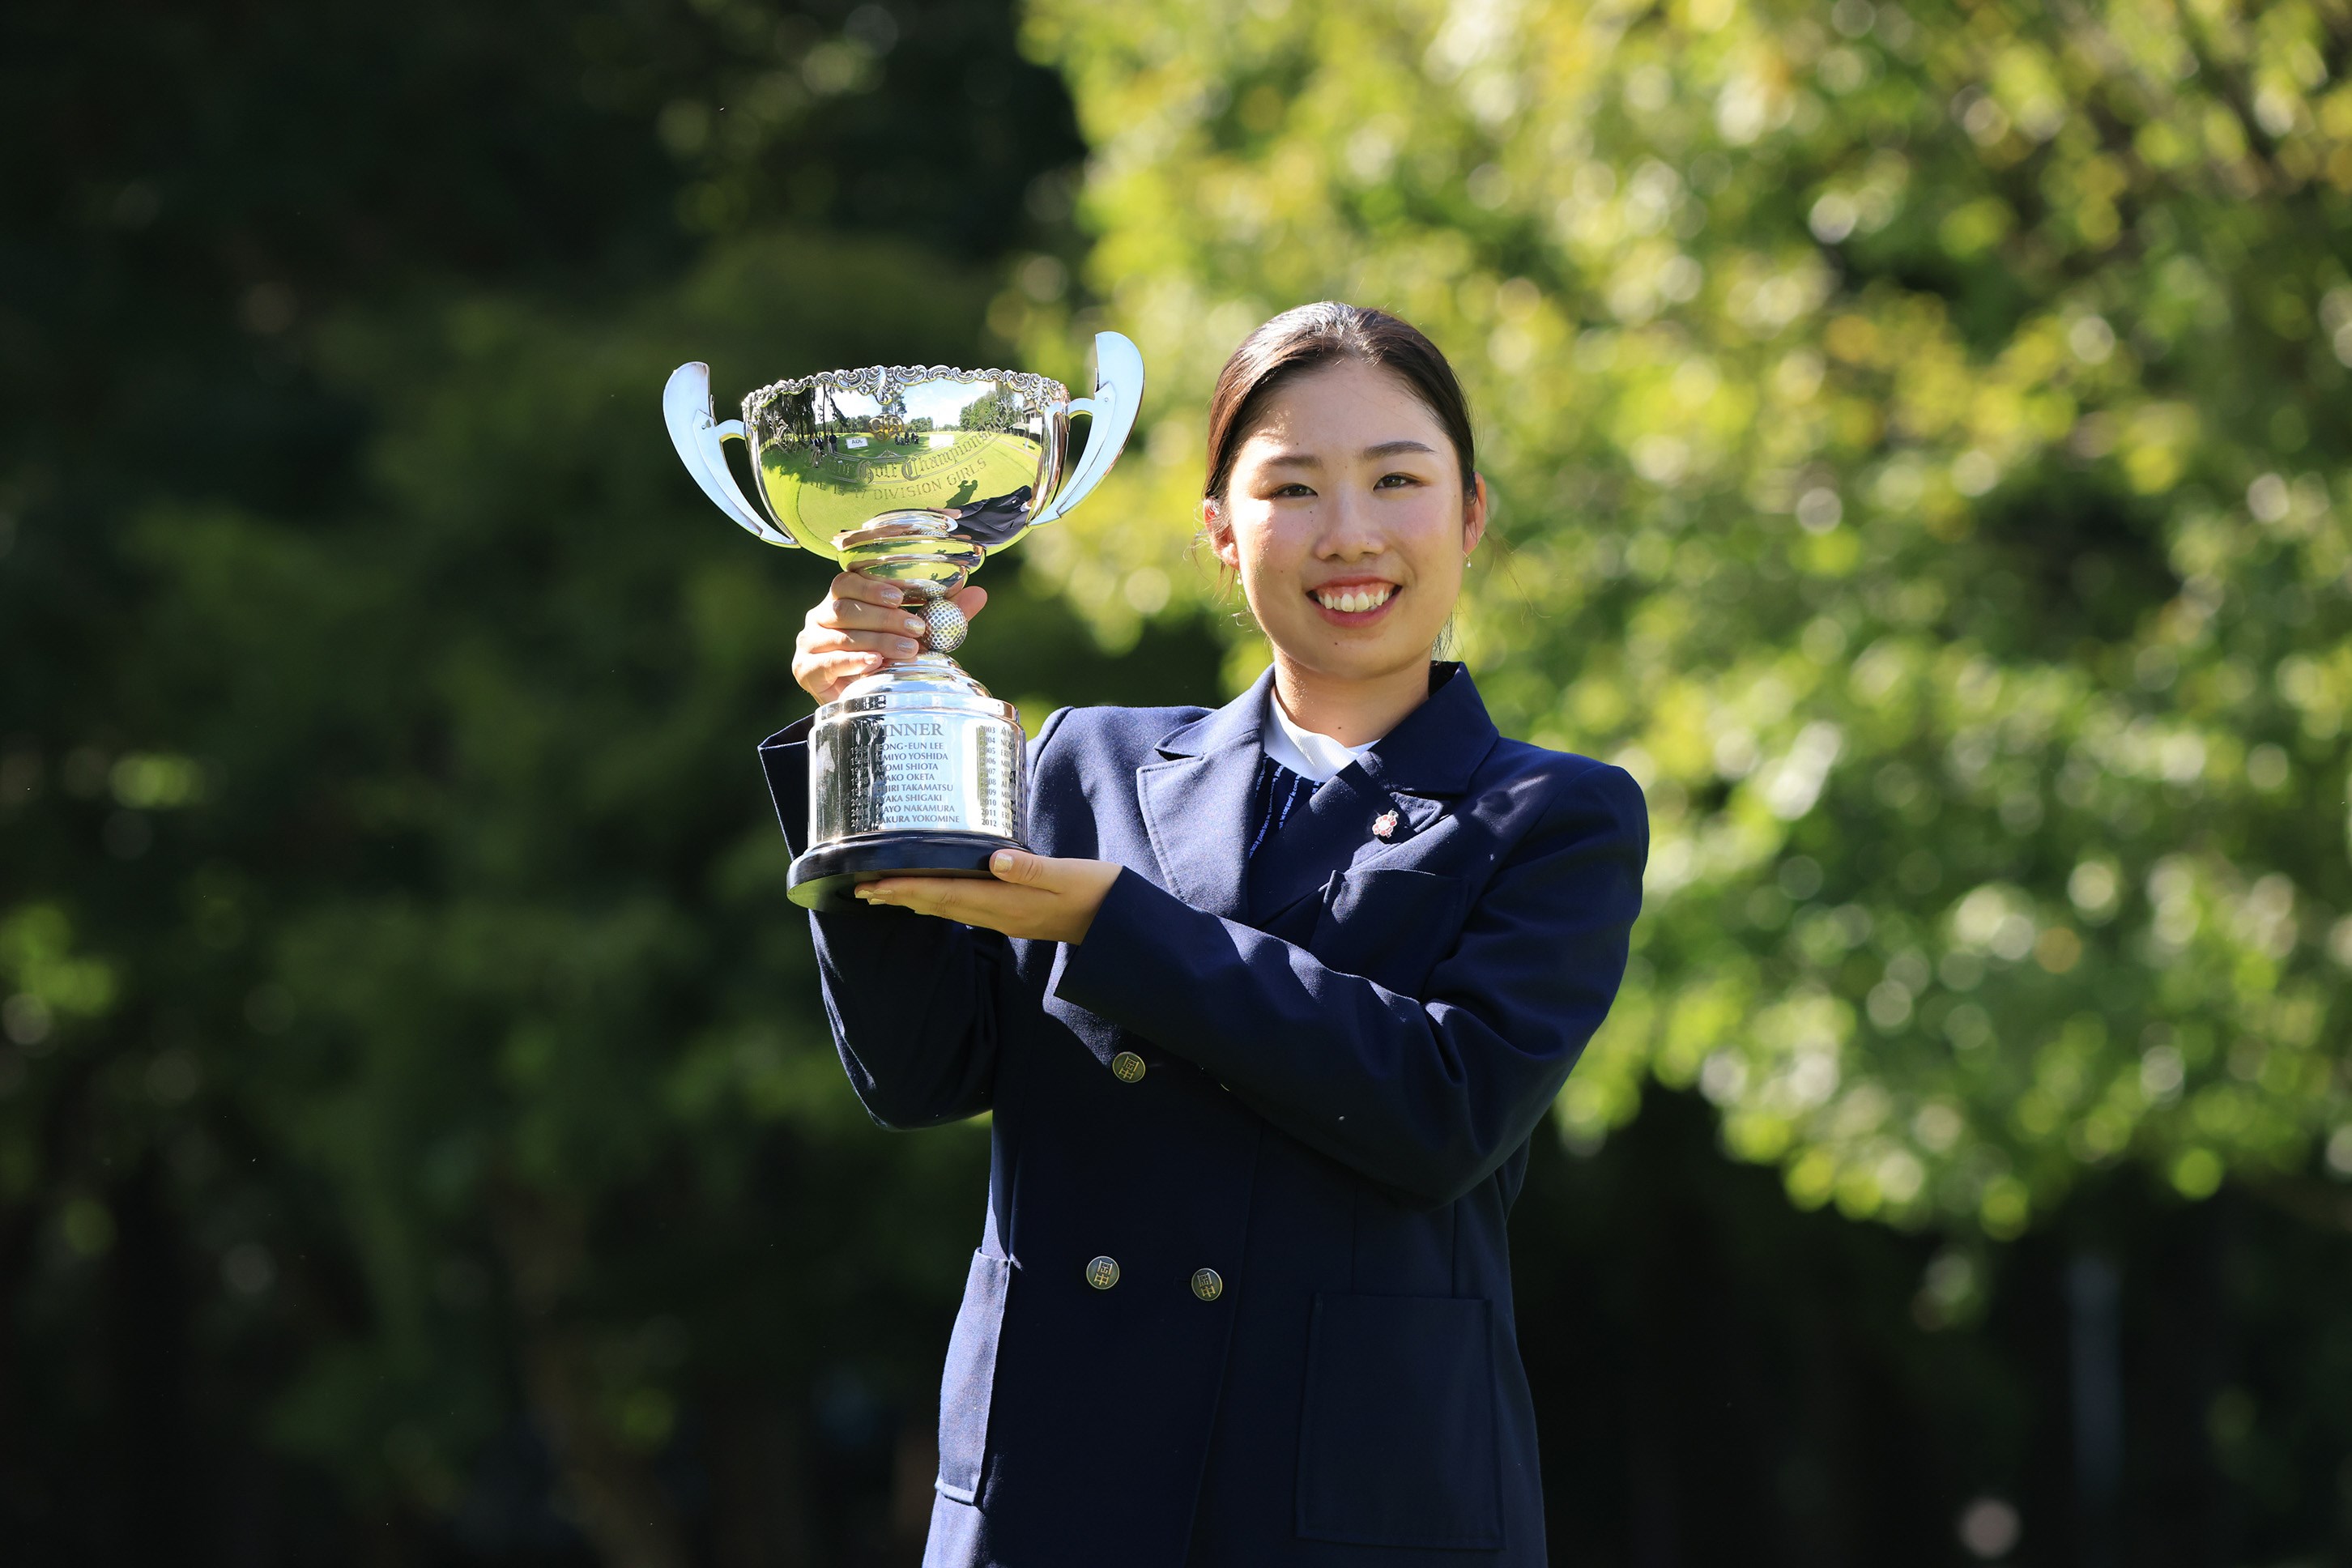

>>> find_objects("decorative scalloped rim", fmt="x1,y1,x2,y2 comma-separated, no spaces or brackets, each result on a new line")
742,364,1068,423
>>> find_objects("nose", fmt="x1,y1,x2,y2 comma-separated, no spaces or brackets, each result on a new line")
1311,486,1385,563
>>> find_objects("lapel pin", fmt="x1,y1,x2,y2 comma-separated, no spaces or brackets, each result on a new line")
1371,810,1400,841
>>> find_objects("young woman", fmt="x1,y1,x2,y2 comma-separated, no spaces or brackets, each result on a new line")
763,304,1647,1566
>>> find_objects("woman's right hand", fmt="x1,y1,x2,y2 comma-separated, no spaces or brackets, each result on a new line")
793,573,989,705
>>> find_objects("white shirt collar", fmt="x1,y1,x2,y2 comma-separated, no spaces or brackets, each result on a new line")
1262,691,1380,784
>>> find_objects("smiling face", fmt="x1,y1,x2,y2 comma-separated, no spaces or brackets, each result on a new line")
1207,357,1486,705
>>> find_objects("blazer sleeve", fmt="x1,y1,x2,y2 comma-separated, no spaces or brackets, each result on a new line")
758,705,1074,1130
1053,761,1647,1206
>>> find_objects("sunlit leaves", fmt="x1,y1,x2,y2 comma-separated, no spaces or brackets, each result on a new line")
1031,0,2352,1230
0,906,118,1050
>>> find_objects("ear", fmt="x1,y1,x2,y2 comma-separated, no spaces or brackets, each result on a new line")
1462,473,1489,557
1201,497,1241,571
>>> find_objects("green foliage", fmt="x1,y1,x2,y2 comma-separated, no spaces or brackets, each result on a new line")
1025,0,2352,1234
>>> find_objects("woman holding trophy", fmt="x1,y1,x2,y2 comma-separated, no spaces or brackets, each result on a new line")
765,305,1647,1565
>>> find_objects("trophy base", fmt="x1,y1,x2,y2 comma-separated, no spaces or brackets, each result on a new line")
786,831,1016,911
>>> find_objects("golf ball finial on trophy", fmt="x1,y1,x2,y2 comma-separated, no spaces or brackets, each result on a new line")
663,332,1144,909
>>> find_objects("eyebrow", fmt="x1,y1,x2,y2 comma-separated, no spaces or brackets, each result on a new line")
1260,439,1440,470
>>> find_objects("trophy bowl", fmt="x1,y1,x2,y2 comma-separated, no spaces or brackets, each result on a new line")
663,333,1143,910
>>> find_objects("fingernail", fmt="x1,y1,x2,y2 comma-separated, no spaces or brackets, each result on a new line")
893,638,918,655
877,586,903,603
901,616,927,635
991,851,1015,872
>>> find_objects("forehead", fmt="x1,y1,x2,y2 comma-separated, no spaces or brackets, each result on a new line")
1234,359,1451,454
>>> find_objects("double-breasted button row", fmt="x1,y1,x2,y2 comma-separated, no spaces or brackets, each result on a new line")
1082,1257,1225,1301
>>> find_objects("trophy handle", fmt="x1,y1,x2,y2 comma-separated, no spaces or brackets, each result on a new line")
1033,331,1144,526
663,361,797,548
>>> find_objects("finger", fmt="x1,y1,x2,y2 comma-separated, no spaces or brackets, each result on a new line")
987,848,1049,887
860,880,965,922
860,876,1031,927
814,650,887,685
802,643,888,692
810,626,923,660
820,597,931,639
853,881,914,910
951,584,988,624
831,573,906,608
921,877,986,917
856,875,966,904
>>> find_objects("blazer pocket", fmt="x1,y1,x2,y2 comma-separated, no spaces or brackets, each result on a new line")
1296,1293,1502,1549
1310,868,1466,995
935,1250,1012,1503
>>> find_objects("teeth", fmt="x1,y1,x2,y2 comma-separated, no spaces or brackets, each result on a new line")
1318,585,1394,613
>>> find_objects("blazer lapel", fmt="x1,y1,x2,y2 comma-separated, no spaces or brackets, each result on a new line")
1353,662,1500,802
1134,671,1273,922
1244,663,1506,923
1136,663,1504,927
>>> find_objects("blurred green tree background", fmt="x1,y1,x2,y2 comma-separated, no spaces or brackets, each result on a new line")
6,0,2352,1565
1025,0,2352,1232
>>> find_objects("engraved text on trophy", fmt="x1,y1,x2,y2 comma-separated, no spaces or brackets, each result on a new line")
831,712,1020,839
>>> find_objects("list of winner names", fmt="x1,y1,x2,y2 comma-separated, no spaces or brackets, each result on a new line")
850,722,1016,834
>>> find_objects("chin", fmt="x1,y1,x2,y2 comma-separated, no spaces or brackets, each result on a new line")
1290,633,1437,680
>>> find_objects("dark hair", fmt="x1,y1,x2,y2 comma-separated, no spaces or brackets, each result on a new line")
1203,302,1477,504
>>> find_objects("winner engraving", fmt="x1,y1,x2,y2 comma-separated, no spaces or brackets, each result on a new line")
839,716,1002,834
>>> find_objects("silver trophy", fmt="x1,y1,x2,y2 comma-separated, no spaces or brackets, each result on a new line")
663,333,1143,908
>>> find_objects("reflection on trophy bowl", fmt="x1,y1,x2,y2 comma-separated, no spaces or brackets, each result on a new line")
662,333,1144,911
744,364,1075,595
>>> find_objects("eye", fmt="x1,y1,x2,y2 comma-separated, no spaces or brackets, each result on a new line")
1270,481,1317,499
1374,471,1421,489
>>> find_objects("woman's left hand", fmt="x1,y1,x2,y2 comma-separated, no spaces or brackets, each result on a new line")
853,850,1123,944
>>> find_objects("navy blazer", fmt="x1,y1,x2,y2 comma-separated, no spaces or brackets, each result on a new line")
759,663,1647,1567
